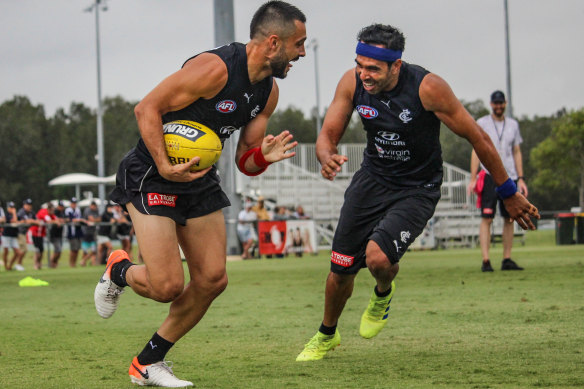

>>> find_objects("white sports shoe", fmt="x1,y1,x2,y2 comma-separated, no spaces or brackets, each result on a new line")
94,250,129,318
14,264,25,271
129,357,193,387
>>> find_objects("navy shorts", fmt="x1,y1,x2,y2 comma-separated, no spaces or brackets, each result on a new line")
331,169,440,275
32,236,44,253
110,148,230,226
480,173,513,219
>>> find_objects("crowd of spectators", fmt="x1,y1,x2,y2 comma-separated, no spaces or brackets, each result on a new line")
0,198,134,271
236,196,311,260
1,195,311,267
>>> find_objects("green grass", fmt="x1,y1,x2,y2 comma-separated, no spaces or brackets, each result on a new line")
1,229,583,388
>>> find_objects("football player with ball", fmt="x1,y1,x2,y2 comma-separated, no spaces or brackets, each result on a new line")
94,2,306,387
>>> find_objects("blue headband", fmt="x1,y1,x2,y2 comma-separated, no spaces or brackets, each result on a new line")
356,41,402,62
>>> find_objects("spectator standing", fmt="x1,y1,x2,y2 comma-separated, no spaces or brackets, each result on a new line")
237,203,258,259
15,199,36,271
113,204,133,260
468,90,528,272
32,203,57,270
252,196,271,221
49,201,66,268
65,197,84,267
2,202,22,270
81,202,99,266
96,203,115,265
0,202,5,268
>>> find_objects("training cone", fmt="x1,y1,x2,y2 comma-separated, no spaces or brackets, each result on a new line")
18,276,49,287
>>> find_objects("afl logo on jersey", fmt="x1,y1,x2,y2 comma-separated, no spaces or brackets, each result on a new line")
356,105,378,119
216,100,237,113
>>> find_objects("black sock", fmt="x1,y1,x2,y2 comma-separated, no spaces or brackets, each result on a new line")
137,332,174,365
319,322,336,336
111,259,134,287
374,285,392,298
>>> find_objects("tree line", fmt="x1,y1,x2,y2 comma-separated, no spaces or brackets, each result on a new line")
0,95,581,212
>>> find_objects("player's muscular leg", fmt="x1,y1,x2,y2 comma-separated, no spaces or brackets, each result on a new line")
157,210,228,342
366,240,399,293
323,272,357,327
502,218,514,259
480,217,494,261
126,203,186,302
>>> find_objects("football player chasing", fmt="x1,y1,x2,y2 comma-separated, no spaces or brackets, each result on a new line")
296,23,540,362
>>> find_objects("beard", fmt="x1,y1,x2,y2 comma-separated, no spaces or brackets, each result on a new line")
493,106,505,118
270,46,293,79
270,56,289,79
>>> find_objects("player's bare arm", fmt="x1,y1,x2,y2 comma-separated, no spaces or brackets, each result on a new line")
316,70,354,180
419,73,539,229
134,53,227,182
236,81,297,174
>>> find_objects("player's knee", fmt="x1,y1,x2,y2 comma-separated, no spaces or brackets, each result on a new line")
482,217,494,226
329,271,353,288
211,272,228,296
199,270,228,297
365,243,392,272
153,280,185,303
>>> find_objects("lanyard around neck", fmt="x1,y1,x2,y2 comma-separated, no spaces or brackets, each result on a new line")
491,116,505,143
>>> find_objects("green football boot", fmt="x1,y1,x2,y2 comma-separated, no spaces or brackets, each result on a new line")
359,281,395,339
296,330,341,361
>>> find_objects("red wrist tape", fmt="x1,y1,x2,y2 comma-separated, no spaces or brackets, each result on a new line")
238,147,271,176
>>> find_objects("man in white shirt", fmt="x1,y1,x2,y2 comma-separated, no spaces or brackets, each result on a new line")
468,90,528,272
237,202,258,259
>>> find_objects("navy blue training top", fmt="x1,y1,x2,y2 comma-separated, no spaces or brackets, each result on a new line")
135,42,273,163
353,62,443,189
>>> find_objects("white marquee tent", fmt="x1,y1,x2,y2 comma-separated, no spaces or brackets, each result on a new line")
48,173,116,200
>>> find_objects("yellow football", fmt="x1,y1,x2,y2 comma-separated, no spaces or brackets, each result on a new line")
163,120,222,171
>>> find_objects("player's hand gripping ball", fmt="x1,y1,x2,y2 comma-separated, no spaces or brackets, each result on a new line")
163,120,222,171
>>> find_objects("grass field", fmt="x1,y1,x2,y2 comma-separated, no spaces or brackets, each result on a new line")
1,229,583,388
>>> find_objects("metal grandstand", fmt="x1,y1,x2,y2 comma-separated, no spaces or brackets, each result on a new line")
237,143,523,250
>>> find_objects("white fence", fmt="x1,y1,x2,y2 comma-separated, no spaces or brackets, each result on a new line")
237,143,522,249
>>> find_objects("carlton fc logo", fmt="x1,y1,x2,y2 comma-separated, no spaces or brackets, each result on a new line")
216,100,237,113
399,109,413,123
356,105,378,119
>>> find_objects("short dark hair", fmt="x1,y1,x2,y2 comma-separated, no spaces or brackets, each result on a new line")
357,24,406,52
250,1,306,40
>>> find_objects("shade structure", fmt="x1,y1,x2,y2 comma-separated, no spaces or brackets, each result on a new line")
48,173,116,186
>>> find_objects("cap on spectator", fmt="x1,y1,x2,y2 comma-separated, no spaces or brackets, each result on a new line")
490,90,506,103
23,198,33,205
58,200,65,207
7,201,15,208
71,197,78,203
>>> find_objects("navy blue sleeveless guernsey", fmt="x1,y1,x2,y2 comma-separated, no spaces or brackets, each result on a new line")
135,42,273,164
353,62,443,189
